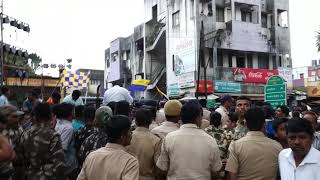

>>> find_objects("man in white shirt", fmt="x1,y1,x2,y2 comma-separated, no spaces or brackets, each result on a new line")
279,118,320,180
103,85,133,105
215,95,233,126
156,101,222,180
0,87,10,106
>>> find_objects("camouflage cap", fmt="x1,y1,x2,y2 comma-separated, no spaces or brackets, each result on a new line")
0,105,24,117
95,106,113,129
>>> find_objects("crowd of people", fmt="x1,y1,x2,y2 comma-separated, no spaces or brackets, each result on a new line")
0,85,319,180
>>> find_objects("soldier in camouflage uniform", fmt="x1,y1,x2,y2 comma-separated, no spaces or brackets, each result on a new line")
74,106,96,154
205,112,228,180
0,110,14,180
20,103,68,180
78,106,112,165
233,96,251,140
0,105,24,180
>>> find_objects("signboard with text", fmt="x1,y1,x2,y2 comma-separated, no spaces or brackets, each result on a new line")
214,80,241,93
178,72,195,89
173,38,196,75
265,75,287,108
6,77,60,87
278,67,293,89
168,83,180,97
233,68,278,84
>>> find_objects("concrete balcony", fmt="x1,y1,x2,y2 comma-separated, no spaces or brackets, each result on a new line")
145,19,166,52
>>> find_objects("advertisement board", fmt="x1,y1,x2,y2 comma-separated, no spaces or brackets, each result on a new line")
173,38,196,75
233,68,278,84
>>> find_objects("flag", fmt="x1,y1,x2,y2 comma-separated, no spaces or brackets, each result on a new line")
60,70,91,90
129,79,150,92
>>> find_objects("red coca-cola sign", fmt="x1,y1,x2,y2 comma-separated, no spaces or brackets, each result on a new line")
195,80,214,93
233,68,279,83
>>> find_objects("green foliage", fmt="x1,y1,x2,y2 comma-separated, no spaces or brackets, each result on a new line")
28,53,42,72
4,52,42,77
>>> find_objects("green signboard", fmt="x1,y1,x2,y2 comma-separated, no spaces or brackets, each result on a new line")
168,83,180,97
265,76,287,108
214,80,241,93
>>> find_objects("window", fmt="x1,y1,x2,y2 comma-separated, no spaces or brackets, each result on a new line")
247,54,253,68
122,51,127,61
217,51,223,66
226,8,232,22
258,54,269,69
241,10,250,22
228,54,233,67
261,14,268,28
299,73,304,79
106,58,110,67
277,10,288,28
112,53,118,62
207,3,213,17
152,5,157,20
279,56,282,67
172,11,180,27
272,56,277,70
235,3,258,24
216,7,225,22
236,56,245,68
209,57,213,68
172,55,175,71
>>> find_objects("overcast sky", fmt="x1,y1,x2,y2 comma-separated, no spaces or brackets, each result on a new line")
4,0,320,76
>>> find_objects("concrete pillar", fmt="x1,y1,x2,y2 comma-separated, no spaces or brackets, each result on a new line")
231,1,236,21
223,52,229,67
269,55,273,70
232,56,237,67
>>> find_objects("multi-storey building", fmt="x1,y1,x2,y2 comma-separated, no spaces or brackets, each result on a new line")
105,0,292,100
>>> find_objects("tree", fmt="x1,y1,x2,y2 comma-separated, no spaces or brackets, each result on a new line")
317,31,320,52
28,53,42,73
4,52,42,77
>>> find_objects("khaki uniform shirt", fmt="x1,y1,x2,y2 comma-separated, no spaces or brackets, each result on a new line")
225,131,282,180
151,121,179,138
202,108,211,121
156,109,166,124
77,143,139,180
200,119,210,129
157,124,222,180
127,127,161,180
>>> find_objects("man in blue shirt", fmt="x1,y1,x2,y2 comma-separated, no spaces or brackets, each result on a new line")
63,90,84,106
0,87,10,106
72,105,85,131
54,103,78,179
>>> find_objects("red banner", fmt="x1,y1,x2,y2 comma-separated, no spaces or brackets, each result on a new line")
233,68,279,84
196,80,214,93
